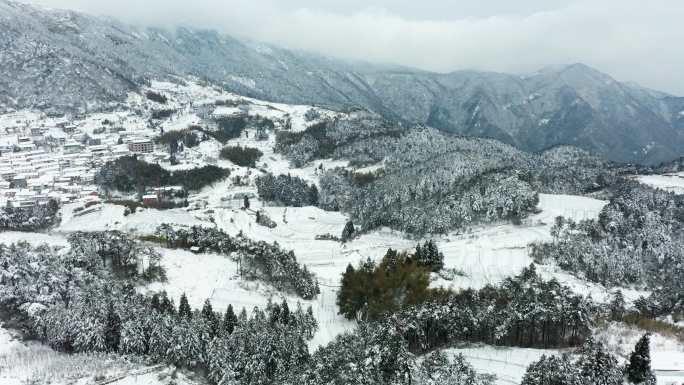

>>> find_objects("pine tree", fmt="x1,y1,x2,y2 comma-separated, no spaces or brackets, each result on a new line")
577,338,622,385
609,290,626,321
150,293,161,312
104,301,121,352
223,304,238,335
160,291,175,315
178,293,192,319
521,354,584,385
244,196,250,210
281,299,290,325
202,299,219,337
627,334,656,385
270,303,281,325
341,220,355,242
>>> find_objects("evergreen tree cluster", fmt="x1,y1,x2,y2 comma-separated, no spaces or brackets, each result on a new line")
67,231,162,278
151,109,176,120
393,264,593,352
40,285,317,384
0,198,60,231
294,319,494,385
321,163,539,234
96,156,229,196
220,145,264,168
207,115,275,143
533,145,616,194
337,250,432,321
1,238,321,385
209,115,248,143
0,233,160,324
521,335,656,385
521,338,624,385
145,90,168,104
337,256,593,351
255,173,319,207
155,224,319,299
275,117,613,235
413,240,445,272
275,115,405,167
531,180,684,318
156,129,201,153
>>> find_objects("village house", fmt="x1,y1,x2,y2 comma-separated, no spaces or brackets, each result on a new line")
128,138,154,154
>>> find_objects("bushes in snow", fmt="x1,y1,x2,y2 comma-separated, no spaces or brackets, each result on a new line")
220,145,263,167
255,173,319,207
145,91,167,104
154,224,319,299
151,109,176,120
256,209,277,228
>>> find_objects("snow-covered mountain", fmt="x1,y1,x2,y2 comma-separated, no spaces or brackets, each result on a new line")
1,0,684,164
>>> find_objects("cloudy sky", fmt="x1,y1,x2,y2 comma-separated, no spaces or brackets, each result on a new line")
23,0,684,94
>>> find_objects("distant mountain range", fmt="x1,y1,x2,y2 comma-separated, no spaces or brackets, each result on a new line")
1,0,683,164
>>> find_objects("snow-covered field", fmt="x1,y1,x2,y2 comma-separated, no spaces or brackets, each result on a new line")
445,345,562,385
635,173,684,194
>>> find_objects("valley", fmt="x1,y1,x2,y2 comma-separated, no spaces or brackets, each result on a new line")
1,77,682,384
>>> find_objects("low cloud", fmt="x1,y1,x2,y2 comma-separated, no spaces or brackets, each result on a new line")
23,0,684,94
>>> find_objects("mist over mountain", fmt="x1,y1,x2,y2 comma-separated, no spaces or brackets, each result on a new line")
1,0,683,164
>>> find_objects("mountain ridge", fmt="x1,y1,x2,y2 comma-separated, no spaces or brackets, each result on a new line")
1,0,683,164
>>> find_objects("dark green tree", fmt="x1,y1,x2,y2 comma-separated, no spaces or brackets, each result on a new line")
341,220,355,242
201,299,219,337
627,334,656,385
160,291,175,315
104,301,121,352
223,304,238,335
178,293,192,319
150,293,161,312
609,290,626,321
281,299,290,325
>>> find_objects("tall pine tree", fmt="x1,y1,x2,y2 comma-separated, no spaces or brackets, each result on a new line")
104,301,121,352
223,304,238,335
202,298,219,337
178,293,192,319
627,334,656,385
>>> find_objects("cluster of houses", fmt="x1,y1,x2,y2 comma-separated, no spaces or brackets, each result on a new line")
0,114,159,209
